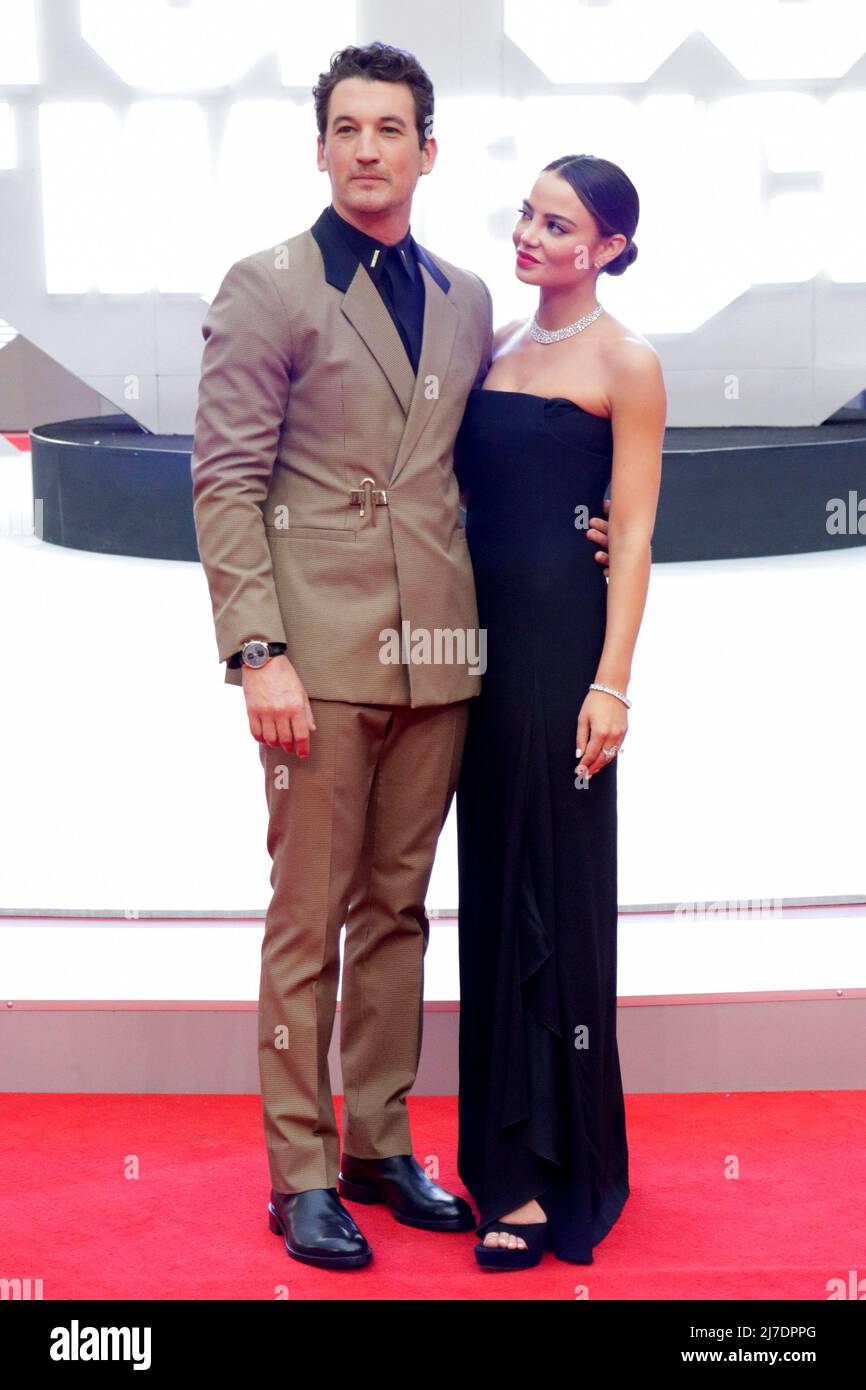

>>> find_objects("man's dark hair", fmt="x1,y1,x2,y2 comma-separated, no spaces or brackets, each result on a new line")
313,41,434,149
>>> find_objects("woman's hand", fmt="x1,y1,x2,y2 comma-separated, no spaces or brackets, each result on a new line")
575,689,628,779
586,496,611,578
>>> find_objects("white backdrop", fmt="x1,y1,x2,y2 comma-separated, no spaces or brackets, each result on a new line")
0,0,865,430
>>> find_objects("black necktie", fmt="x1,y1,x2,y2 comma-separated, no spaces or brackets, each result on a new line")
379,246,420,371
381,244,412,294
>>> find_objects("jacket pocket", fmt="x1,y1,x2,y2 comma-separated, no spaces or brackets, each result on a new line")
265,525,356,541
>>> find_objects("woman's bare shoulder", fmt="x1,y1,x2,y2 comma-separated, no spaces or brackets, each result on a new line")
599,313,658,363
601,322,666,415
492,317,528,354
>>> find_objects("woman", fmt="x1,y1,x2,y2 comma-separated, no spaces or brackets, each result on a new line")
454,154,665,1269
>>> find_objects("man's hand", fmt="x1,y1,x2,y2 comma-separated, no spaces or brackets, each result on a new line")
243,655,317,757
587,497,611,577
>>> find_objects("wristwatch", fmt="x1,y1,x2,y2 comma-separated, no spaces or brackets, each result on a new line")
227,639,287,670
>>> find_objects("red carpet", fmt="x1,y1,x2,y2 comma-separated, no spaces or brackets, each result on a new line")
1,1092,863,1300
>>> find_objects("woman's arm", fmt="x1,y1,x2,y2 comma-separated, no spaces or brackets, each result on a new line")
576,339,666,776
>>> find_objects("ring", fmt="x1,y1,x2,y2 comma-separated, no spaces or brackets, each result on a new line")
602,746,619,757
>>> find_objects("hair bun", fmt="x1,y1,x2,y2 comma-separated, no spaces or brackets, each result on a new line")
605,239,638,277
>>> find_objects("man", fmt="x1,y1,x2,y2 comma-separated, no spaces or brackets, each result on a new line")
191,41,610,1270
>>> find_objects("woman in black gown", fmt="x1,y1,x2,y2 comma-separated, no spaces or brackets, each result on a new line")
454,155,665,1269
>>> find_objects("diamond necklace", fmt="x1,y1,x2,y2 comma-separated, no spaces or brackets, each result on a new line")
529,303,604,344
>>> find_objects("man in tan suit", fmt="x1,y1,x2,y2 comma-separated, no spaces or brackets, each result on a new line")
191,42,491,1269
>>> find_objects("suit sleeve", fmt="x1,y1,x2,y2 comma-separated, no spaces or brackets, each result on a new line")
190,255,291,667
472,274,494,389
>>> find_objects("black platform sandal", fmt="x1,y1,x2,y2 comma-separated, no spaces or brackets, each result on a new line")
474,1217,551,1271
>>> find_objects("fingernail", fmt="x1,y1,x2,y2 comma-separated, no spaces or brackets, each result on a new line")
575,747,583,757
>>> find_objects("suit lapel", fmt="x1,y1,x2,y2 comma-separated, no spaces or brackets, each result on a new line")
309,209,458,486
387,255,459,485
340,266,416,416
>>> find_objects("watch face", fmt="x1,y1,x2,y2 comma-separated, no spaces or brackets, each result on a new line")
242,640,269,668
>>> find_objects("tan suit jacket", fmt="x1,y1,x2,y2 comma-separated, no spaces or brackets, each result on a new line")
191,207,493,706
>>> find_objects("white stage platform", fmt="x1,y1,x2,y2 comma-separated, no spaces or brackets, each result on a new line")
1,445,865,1017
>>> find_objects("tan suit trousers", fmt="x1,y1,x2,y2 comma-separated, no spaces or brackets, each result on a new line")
257,695,470,1193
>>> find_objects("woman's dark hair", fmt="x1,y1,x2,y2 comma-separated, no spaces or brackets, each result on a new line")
543,154,639,276
313,42,434,150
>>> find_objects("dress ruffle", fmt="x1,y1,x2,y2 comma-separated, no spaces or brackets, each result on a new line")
497,668,566,1154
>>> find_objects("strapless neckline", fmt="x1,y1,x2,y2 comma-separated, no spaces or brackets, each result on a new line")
472,386,611,425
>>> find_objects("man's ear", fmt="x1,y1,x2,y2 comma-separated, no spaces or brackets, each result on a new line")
316,134,327,173
420,135,438,176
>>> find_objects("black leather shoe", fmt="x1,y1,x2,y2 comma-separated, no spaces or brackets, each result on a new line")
267,1187,372,1269
337,1153,475,1231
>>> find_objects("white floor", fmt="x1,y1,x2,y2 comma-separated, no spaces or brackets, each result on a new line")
1,445,865,999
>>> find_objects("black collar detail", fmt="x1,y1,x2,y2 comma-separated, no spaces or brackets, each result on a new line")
310,205,450,295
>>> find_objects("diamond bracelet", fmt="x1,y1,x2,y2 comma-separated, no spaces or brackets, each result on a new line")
589,682,632,709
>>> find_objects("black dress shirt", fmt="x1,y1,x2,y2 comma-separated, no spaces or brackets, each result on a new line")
324,203,425,374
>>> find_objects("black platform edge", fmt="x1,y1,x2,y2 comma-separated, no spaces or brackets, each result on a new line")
31,414,198,562
29,414,866,563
